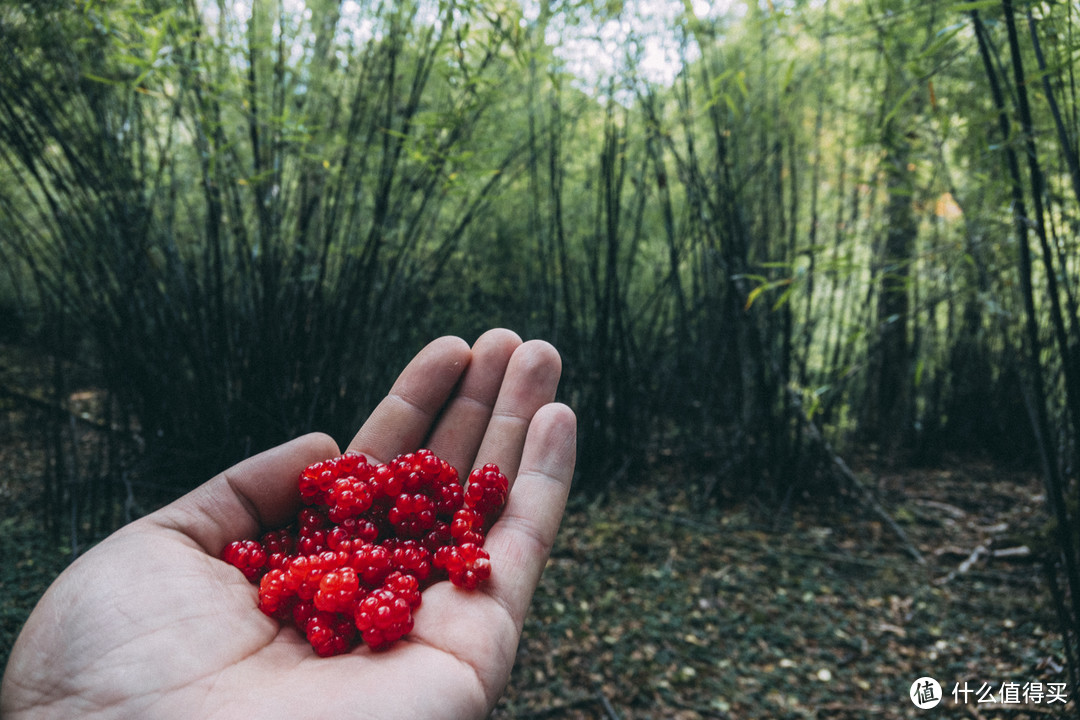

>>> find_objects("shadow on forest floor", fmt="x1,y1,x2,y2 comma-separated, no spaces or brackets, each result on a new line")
0,342,1068,719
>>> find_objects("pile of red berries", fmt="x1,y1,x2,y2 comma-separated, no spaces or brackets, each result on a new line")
220,449,508,656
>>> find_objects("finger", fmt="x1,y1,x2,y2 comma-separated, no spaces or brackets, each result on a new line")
422,328,522,476
471,339,563,482
346,335,472,464
151,432,340,554
484,402,576,626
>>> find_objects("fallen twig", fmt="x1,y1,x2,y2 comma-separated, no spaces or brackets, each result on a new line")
935,544,989,585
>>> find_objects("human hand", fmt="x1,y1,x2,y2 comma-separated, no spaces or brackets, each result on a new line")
0,329,576,720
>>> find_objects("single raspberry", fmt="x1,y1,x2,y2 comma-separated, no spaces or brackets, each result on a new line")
261,529,297,570
298,462,337,505
416,451,462,502
450,507,486,547
434,542,491,590
315,567,362,614
430,474,464,517
416,449,442,478
388,492,437,538
354,588,414,650
297,529,328,555
346,542,392,587
258,568,294,618
465,464,508,522
221,539,267,581
297,509,330,553
336,450,370,475
422,520,452,554
298,507,329,533
385,538,432,581
292,599,317,628
369,462,403,499
327,475,375,522
304,609,357,657
389,452,425,493
383,570,422,609
327,517,381,548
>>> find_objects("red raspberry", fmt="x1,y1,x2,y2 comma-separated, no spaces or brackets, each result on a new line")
292,599,316,628
465,464,508,522
304,609,357,657
315,567,362,614
327,517,381,548
232,449,499,654
221,539,267,582
327,475,375,522
298,507,329,533
385,538,432,581
390,453,425,493
388,492,437,538
285,551,346,600
383,570,422,609
369,462,402,499
297,529,328,555
298,462,337,505
297,508,330,554
354,588,414,650
417,451,462,505
336,450,369,475
346,542,392,587
434,542,491,590
260,529,297,570
422,520,452,554
430,474,464,517
416,449,442,477
450,507,486,547
258,568,294,618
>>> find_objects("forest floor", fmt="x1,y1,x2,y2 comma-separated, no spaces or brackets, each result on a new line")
0,344,1071,719
495,462,1068,719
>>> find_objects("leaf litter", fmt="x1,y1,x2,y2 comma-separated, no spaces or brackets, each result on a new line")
493,461,1066,719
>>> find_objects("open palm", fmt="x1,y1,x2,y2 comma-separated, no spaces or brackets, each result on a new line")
1,329,577,720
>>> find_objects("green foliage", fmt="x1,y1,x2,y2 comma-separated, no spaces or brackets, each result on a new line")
0,0,531,486
0,0,1075,511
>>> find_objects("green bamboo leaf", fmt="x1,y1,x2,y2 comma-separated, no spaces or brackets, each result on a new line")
81,72,123,85
745,284,768,310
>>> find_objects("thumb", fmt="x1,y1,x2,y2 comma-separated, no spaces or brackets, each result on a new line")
149,432,340,555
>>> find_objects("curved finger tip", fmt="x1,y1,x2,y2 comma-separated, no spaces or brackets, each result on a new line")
519,337,563,366
422,335,472,369
473,327,523,350
510,339,563,387
429,333,471,351
528,403,577,472
534,401,577,432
